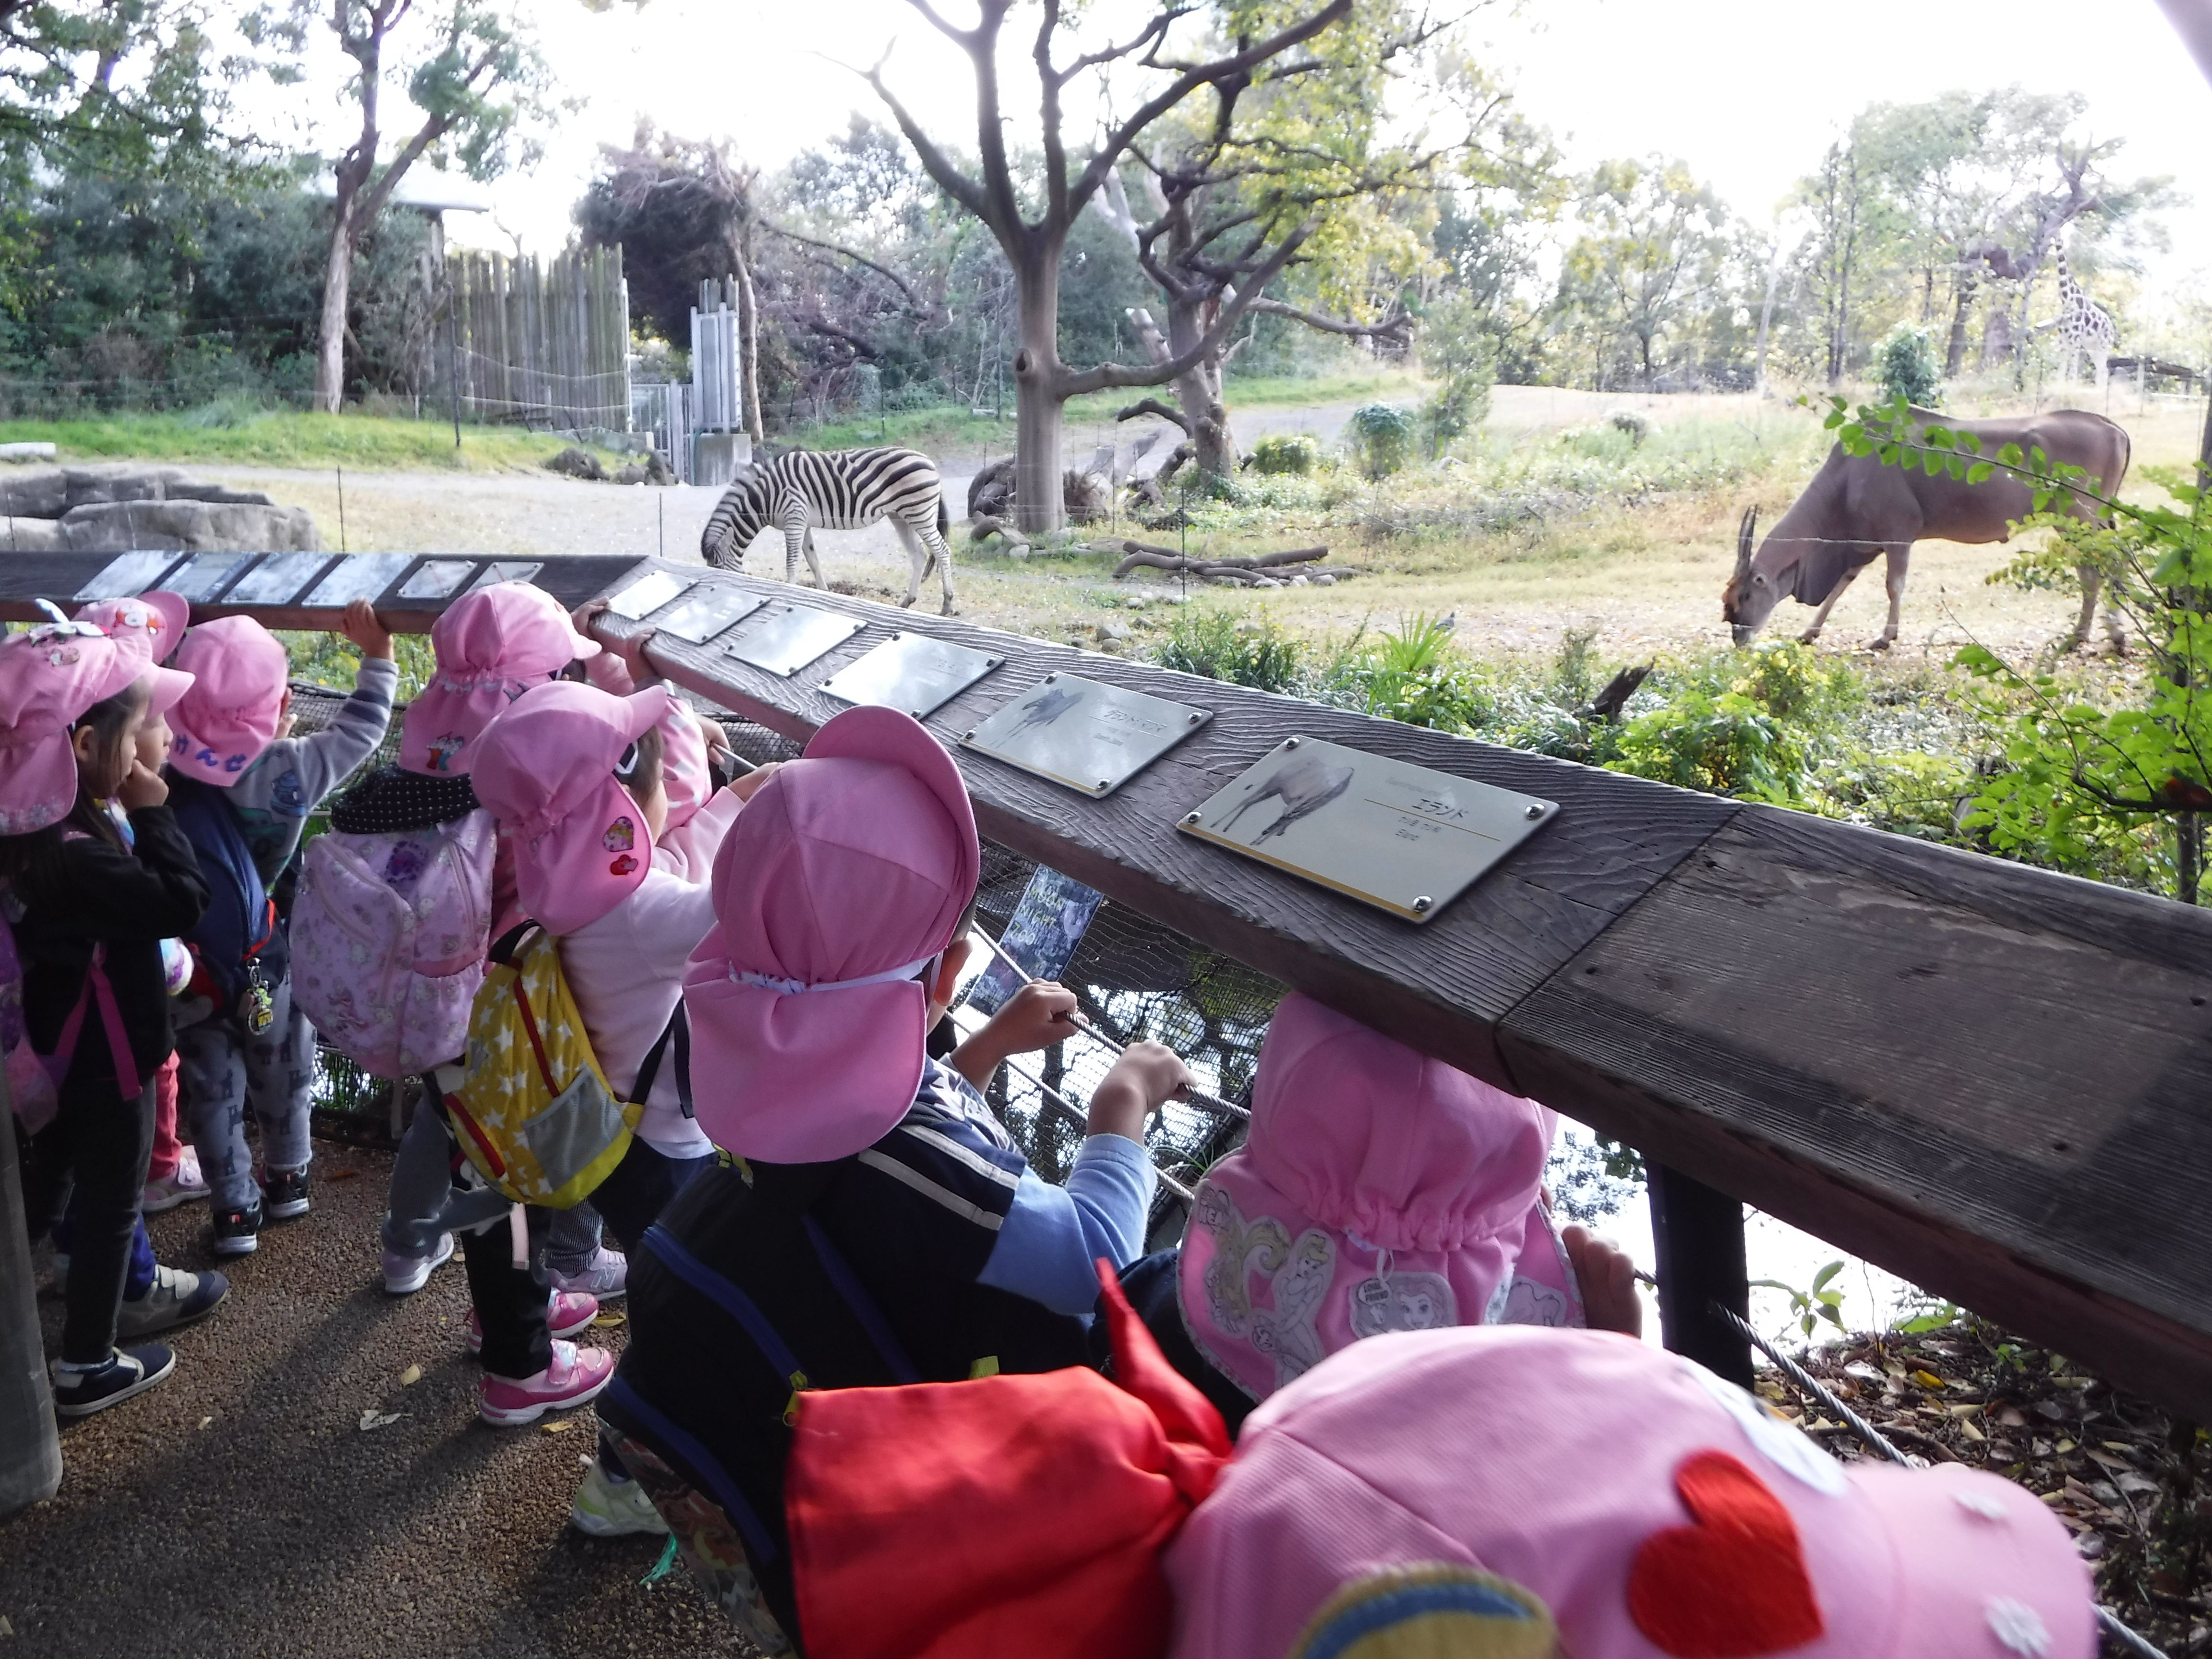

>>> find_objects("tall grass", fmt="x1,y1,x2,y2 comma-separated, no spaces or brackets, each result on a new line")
0,408,629,471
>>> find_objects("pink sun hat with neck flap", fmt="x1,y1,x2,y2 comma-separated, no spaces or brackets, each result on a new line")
0,612,174,834
401,581,601,776
1179,994,1576,1406
1166,1323,2094,1659
168,615,290,785
683,705,980,1163
468,679,679,937
72,593,193,719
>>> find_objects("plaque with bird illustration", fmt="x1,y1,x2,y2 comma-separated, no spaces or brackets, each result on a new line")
1179,735,1557,922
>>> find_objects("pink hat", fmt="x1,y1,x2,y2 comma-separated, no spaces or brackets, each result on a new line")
168,616,289,785
683,706,980,1163
1166,1325,2095,1659
401,582,601,776
0,616,170,833
468,679,678,936
71,593,193,718
1178,995,1566,1403
657,699,713,833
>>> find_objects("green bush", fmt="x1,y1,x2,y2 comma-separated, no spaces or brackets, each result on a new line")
1875,325,1943,409
1250,434,1317,475
1348,403,1416,480
1417,294,1496,457
1152,607,1307,693
1606,643,1859,804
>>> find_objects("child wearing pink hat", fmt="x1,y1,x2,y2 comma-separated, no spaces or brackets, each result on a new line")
165,601,395,1256
311,581,612,1298
1115,993,1643,1436
777,1268,2097,1659
461,678,765,1446
592,705,1192,1648
1,603,228,1419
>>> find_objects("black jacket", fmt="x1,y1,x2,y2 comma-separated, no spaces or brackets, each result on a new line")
12,805,209,1088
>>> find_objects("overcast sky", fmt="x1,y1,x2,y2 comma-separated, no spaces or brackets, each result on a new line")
372,0,2210,297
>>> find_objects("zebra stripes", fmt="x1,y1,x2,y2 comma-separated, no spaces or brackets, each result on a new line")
699,446,957,614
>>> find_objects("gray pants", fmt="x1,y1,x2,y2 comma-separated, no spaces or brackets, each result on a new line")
379,1080,601,1268
175,974,315,1213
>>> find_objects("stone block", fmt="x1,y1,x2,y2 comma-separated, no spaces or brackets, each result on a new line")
0,470,66,520
0,517,68,553
59,501,320,553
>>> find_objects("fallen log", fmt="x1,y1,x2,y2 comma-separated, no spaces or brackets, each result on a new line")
1111,543,1327,578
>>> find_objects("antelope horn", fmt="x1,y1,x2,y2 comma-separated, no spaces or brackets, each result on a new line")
1734,507,1757,577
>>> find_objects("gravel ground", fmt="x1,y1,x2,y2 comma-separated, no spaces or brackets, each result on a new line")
5,1141,733,1659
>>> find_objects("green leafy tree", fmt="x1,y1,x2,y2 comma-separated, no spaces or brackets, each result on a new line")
1833,393,2212,902
1348,401,1414,479
1554,157,1733,390
1418,289,1494,455
1874,323,1942,408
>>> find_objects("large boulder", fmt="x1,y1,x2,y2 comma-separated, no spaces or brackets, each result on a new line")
0,517,68,553
58,500,320,553
0,469,67,519
61,465,193,510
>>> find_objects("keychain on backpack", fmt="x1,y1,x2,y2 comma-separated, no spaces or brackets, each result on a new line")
241,959,276,1035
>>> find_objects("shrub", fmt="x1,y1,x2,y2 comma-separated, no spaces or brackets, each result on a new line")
1339,614,1493,733
1347,403,1416,480
1152,607,1306,693
1609,409,1652,445
1250,434,1317,475
1418,294,1496,457
1875,325,1943,409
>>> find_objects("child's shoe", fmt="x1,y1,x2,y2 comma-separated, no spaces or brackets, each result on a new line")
51,1345,175,1419
478,1340,614,1427
116,1265,229,1339
381,1231,455,1295
210,1198,264,1257
569,1458,670,1537
260,1165,311,1221
143,1146,211,1213
465,1290,598,1355
548,1243,628,1301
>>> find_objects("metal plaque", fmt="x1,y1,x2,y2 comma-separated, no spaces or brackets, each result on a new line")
465,560,545,593
960,673,1210,799
722,602,866,677
223,551,335,606
1178,735,1557,924
74,551,186,601
820,631,1003,720
301,553,415,608
657,585,768,644
396,558,479,601
606,569,691,619
161,551,260,603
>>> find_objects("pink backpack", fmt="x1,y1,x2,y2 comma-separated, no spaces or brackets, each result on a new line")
290,811,496,1079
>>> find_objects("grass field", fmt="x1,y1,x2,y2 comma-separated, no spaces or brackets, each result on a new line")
0,408,625,472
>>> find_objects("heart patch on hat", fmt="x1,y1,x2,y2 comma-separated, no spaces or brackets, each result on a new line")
1627,1450,1824,1658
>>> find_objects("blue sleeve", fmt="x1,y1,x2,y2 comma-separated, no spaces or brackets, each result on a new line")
976,1134,1156,1318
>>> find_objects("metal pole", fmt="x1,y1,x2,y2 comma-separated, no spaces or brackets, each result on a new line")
0,1064,64,1515
448,306,462,451
1647,1162,1753,1388
998,1054,1193,1203
336,466,347,555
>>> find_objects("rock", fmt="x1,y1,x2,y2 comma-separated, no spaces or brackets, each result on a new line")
1005,541,1032,560
163,480,277,507
1099,621,1132,642
0,516,67,553
1313,572,1336,586
0,442,55,463
968,457,1016,520
1287,575,1309,587
58,500,320,553
1252,577,1283,589
62,465,190,510
0,469,66,519
545,446,606,481
1125,596,1147,610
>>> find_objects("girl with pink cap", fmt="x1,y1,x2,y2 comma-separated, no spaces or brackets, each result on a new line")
461,675,770,1463
774,1269,2098,1659
592,705,1193,1651
165,600,395,1257
1110,993,1642,1436
0,600,225,1419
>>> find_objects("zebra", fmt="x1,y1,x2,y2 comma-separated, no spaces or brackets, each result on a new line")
698,446,958,614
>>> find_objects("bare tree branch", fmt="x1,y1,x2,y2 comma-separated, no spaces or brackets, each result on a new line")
1115,396,1188,430
1058,224,1310,395
760,220,928,313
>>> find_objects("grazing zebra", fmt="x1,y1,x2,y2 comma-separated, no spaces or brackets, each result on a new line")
698,446,958,614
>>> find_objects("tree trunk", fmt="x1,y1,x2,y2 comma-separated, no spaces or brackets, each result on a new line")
315,192,357,415
1163,290,1235,481
731,236,765,444
1012,239,1067,536
1944,270,1977,377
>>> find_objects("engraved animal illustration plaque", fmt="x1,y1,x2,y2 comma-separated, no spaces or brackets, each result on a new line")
722,602,866,677
819,631,1002,719
1178,735,1557,922
960,673,1210,798
74,551,185,601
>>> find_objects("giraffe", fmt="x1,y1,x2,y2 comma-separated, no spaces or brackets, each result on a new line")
2051,243,2117,390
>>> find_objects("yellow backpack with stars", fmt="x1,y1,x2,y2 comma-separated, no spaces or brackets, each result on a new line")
444,922,658,1208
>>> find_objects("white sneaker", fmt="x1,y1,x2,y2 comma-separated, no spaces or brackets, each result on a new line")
569,1458,669,1537
143,1147,212,1214
548,1244,628,1302
381,1231,456,1295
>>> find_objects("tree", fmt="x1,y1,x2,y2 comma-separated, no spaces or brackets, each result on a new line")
1555,157,1732,389
862,0,1358,534
253,0,553,413
0,0,234,161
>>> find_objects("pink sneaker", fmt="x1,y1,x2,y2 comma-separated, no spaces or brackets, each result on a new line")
465,1290,599,1356
548,1245,628,1302
142,1145,211,1214
478,1340,614,1427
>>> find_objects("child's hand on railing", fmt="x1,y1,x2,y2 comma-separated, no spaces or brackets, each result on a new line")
948,980,1076,1090
339,598,395,662
1087,1040,1191,1143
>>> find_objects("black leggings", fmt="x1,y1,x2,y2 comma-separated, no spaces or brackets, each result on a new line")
22,1075,155,1365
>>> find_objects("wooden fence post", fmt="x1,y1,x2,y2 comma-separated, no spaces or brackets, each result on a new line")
0,1068,63,1516
1647,1162,1754,1388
